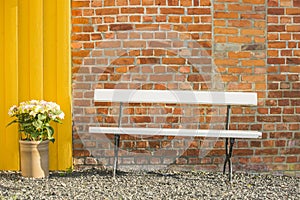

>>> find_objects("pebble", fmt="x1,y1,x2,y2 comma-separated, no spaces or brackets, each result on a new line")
0,169,299,199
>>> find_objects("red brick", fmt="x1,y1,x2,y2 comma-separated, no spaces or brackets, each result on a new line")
228,83,252,90
257,116,282,122
228,4,252,11
96,8,119,15
161,8,184,14
274,156,285,163
162,58,185,64
214,12,239,19
187,8,211,15
286,8,300,15
121,7,144,14
73,150,91,157
187,74,206,82
228,20,251,27
241,29,265,36
241,60,265,66
111,58,134,65
281,148,300,155
214,28,238,34
287,25,300,32
267,58,285,64
268,8,284,15
168,0,179,6
72,1,89,7
110,24,133,31
187,25,211,31
135,24,159,30
243,0,265,4
72,18,90,24
287,156,297,163
200,0,210,6
241,13,265,19
117,0,128,6
256,149,278,155
103,0,115,6
268,25,285,32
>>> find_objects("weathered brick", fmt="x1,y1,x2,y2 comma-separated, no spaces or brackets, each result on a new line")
294,0,300,7
110,24,133,31
268,25,285,32
242,44,266,50
267,58,285,64
287,58,300,64
138,58,160,64
111,58,135,65
268,8,284,15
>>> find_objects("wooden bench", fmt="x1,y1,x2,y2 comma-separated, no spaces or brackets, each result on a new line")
89,89,262,182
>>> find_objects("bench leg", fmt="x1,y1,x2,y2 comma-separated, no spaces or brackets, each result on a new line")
223,138,235,182
113,134,120,178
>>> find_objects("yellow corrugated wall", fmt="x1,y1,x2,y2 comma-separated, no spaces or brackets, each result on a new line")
0,0,72,170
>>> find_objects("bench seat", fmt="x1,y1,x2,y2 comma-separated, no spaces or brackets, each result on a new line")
89,127,262,139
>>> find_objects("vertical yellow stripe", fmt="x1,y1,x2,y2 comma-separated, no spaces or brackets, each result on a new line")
3,0,19,170
44,0,58,169
0,0,5,169
29,0,43,99
18,0,30,102
57,0,72,170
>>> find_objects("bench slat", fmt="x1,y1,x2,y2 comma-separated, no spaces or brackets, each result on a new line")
94,89,257,106
89,127,262,139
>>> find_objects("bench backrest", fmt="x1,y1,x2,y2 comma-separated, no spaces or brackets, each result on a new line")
94,89,257,106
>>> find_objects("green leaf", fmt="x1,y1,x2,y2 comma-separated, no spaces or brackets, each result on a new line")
45,126,55,143
33,120,43,129
38,114,46,120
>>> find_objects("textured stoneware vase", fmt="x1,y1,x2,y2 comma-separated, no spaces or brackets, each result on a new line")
19,140,49,178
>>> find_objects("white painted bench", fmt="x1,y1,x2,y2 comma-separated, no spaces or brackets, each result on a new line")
89,89,262,181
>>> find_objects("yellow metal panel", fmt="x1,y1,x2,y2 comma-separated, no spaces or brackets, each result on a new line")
56,0,72,170
29,0,43,99
44,0,58,169
0,0,5,169
18,0,30,101
3,0,19,170
0,0,72,171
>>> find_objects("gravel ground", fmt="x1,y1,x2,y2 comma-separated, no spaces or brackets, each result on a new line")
0,168,299,200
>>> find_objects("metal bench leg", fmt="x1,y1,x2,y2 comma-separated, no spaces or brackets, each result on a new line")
223,138,235,182
223,105,235,182
113,134,120,178
113,102,123,178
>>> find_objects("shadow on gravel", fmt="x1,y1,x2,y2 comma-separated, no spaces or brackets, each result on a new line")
49,168,112,178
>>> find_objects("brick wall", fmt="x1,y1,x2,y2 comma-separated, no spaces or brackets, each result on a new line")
266,0,300,173
71,0,299,175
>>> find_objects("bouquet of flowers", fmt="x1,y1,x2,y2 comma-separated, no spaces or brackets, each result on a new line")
7,100,64,143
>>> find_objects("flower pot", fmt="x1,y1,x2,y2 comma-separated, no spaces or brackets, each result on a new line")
19,140,49,178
